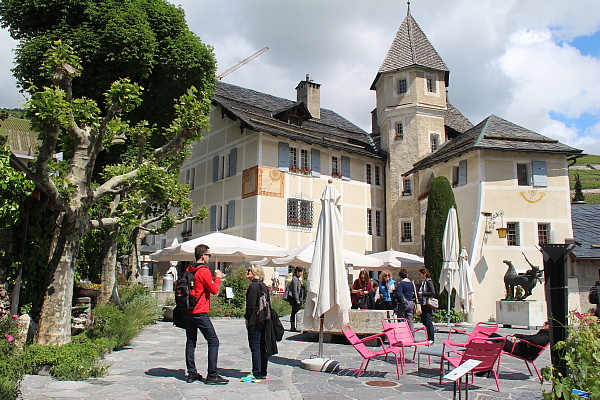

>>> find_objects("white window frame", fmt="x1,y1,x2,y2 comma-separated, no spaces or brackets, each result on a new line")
394,73,410,97
375,210,382,237
331,156,340,176
290,147,298,169
430,133,439,153
402,178,412,196
300,149,309,170
391,117,406,142
398,218,414,244
425,74,438,95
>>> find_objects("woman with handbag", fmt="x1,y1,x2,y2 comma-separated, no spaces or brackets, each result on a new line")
242,265,271,382
351,269,372,309
378,271,395,310
418,267,437,344
395,268,416,331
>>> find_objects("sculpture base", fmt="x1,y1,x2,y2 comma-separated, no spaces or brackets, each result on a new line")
496,300,545,329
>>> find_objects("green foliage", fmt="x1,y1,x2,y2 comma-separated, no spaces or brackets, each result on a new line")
0,313,24,399
573,173,586,202
270,295,292,317
118,283,151,305
424,176,459,296
431,308,466,324
542,315,600,399
75,229,104,285
208,295,245,318
222,265,250,309
0,143,35,228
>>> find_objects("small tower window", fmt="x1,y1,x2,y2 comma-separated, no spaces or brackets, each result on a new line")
398,78,407,94
430,134,439,152
395,122,404,141
427,77,436,93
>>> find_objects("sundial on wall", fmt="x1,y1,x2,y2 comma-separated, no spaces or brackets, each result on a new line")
242,166,284,198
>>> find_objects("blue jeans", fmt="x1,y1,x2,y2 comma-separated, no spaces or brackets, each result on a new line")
421,305,435,342
247,323,268,377
183,312,219,378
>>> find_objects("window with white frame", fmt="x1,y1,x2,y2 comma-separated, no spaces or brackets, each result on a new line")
517,161,547,187
538,223,550,244
374,165,381,186
184,167,196,189
300,149,309,170
181,218,193,236
430,134,439,153
375,210,382,237
507,222,520,246
331,156,340,176
287,198,313,228
401,221,412,242
366,164,372,184
426,76,436,93
395,121,404,141
403,178,412,195
290,147,298,168
398,78,408,94
367,209,373,235
215,204,229,230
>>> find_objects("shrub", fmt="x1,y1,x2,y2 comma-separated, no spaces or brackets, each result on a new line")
0,313,24,400
123,294,162,326
208,295,245,318
118,284,151,305
271,295,292,317
542,315,600,399
222,265,248,308
87,304,138,349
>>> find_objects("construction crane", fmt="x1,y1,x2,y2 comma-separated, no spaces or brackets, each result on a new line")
216,47,269,80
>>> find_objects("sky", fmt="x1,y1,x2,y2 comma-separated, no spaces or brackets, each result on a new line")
1,0,600,155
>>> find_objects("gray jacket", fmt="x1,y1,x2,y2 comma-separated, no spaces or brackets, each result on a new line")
289,275,302,303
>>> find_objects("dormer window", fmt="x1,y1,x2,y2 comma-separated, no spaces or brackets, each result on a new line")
287,109,304,126
398,78,407,94
273,103,311,126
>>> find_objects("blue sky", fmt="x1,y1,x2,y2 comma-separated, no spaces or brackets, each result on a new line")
1,0,600,154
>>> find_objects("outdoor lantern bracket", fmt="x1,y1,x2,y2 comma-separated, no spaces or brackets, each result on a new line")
482,210,504,244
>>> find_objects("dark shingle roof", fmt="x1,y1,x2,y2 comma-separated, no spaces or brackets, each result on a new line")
213,81,381,158
403,114,582,176
445,103,473,134
371,14,449,90
571,204,600,260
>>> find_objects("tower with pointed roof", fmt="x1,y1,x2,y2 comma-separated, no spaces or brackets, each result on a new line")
372,8,449,253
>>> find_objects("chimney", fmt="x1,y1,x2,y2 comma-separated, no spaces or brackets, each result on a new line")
296,74,321,119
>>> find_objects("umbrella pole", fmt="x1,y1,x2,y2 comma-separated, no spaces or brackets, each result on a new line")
447,290,451,326
318,315,324,358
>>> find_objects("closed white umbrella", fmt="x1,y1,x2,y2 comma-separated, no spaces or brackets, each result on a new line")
301,181,351,371
255,241,384,270
454,247,474,316
149,231,287,263
439,206,460,325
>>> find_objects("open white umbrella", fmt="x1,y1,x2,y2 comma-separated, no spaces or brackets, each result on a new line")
255,241,384,270
302,181,351,370
149,231,287,263
439,206,460,325
368,249,425,270
454,247,474,316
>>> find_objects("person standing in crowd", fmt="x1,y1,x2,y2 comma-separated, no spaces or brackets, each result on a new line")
396,268,415,331
241,265,271,382
288,266,304,332
378,270,396,310
182,244,229,385
418,267,436,344
351,269,373,309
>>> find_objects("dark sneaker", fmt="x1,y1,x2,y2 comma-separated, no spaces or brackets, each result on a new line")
254,374,267,380
186,372,202,383
205,374,229,385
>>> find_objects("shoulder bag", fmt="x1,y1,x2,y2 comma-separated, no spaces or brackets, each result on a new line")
412,281,422,316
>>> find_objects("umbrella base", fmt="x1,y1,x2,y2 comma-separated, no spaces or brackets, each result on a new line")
300,357,339,372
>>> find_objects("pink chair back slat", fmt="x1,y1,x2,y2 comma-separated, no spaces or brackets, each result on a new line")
466,322,499,342
460,337,505,370
382,319,415,344
342,325,372,358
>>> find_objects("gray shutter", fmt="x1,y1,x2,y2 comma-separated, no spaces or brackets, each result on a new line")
228,148,237,177
227,200,235,228
458,160,467,186
210,205,217,231
341,156,350,181
278,142,289,172
311,149,320,177
212,156,219,183
532,161,547,187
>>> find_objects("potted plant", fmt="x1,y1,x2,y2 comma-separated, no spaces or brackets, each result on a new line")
331,172,342,179
74,280,101,298
401,236,412,242
402,190,411,196
394,132,404,141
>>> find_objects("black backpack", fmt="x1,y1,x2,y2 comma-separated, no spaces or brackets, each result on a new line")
175,270,199,311
589,283,600,305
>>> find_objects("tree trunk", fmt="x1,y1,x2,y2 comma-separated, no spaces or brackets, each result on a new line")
99,227,119,305
36,213,84,345
126,228,149,285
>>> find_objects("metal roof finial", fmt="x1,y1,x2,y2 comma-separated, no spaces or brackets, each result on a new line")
407,0,411,15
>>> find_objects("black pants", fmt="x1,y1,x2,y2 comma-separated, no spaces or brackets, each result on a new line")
290,302,301,329
421,304,435,342
183,312,220,378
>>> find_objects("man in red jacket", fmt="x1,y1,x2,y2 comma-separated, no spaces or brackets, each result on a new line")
182,244,229,385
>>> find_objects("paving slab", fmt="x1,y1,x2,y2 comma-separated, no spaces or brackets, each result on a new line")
18,317,549,399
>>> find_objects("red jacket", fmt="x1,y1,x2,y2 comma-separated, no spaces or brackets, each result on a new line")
185,263,221,314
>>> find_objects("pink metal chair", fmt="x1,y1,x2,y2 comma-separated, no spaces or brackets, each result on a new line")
446,322,499,345
501,336,550,382
341,325,403,379
439,336,505,392
381,318,430,372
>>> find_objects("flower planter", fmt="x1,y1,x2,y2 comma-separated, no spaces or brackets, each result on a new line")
74,287,101,298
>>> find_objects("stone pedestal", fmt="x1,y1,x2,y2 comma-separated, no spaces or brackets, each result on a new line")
296,309,394,335
496,300,545,329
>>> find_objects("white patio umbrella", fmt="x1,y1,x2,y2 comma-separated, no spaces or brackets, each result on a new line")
439,206,460,325
301,181,351,371
454,247,474,316
255,241,384,270
149,231,287,263
368,249,425,270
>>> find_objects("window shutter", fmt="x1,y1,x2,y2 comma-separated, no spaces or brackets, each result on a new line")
210,205,217,231
227,200,235,228
311,149,320,177
228,148,237,177
458,160,467,186
212,156,219,183
532,161,547,187
341,156,350,181
278,142,289,172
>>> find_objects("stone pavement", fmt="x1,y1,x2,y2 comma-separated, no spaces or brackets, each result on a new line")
18,317,551,400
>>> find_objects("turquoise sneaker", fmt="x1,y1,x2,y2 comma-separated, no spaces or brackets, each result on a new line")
240,374,260,383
